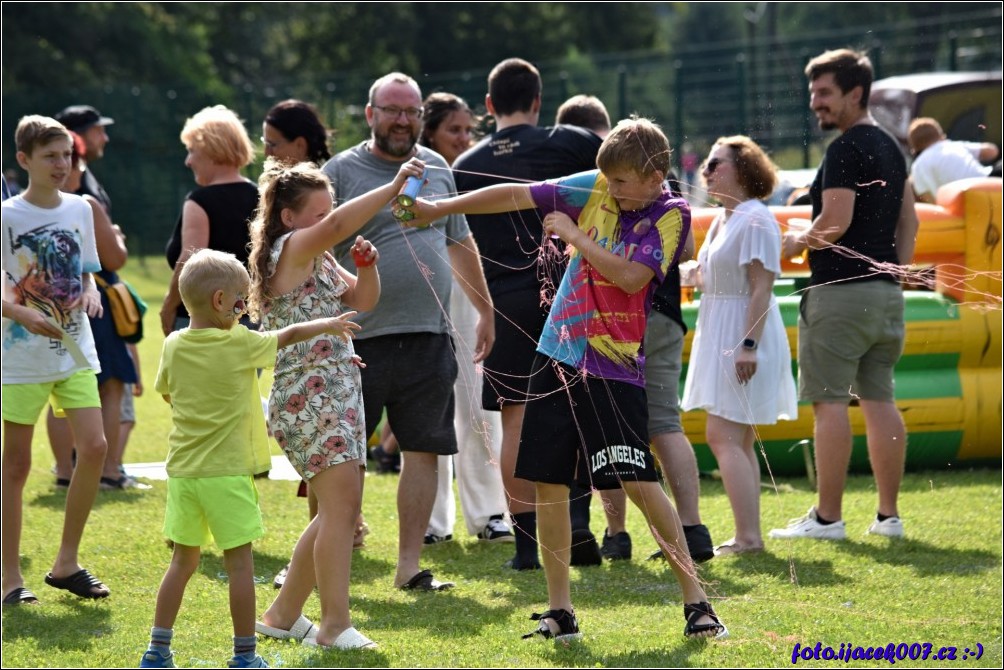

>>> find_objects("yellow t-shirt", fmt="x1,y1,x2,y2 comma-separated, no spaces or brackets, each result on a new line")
154,326,278,478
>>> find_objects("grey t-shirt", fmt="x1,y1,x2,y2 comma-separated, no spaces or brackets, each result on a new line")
323,142,470,338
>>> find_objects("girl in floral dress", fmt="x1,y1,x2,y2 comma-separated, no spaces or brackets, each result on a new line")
247,157,424,649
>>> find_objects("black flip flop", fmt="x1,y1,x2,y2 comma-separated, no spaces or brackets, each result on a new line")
399,569,454,591
2,587,39,606
44,568,110,599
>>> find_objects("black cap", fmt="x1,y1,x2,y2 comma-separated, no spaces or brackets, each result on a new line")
54,105,115,132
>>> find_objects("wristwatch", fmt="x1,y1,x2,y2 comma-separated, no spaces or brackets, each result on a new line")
742,338,757,350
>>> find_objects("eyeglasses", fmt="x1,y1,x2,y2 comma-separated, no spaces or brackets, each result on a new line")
703,157,732,175
373,105,423,120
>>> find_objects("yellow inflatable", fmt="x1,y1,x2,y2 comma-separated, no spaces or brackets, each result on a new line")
682,178,1002,475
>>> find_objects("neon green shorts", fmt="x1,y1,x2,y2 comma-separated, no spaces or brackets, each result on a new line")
2,369,100,425
164,476,264,550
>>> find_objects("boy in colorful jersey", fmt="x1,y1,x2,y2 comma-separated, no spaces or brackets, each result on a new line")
399,117,727,643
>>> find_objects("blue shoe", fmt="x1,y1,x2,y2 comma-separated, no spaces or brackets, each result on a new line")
139,649,176,668
228,654,268,668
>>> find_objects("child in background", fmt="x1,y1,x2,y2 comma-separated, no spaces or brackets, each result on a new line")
2,115,109,606
250,157,423,650
400,117,728,642
141,248,362,668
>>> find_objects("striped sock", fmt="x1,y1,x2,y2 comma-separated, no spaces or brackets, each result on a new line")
233,635,257,659
149,626,173,654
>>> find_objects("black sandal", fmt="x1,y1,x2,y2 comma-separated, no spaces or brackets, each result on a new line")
683,601,728,639
522,608,582,644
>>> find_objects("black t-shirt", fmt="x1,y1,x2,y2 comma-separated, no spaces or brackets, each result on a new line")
453,124,601,297
165,180,259,318
808,125,906,286
77,169,112,214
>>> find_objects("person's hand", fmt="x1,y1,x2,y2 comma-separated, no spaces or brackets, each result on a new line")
471,311,495,364
79,284,103,318
781,230,807,260
394,157,426,189
15,307,64,339
393,196,440,229
321,311,362,343
542,211,578,243
350,354,366,369
133,380,144,397
734,347,758,385
350,236,379,268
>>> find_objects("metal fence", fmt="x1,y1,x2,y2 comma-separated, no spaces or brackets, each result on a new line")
3,7,1000,256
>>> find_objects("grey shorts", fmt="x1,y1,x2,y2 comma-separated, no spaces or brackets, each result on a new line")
120,388,136,423
354,333,458,456
797,281,905,404
643,311,685,436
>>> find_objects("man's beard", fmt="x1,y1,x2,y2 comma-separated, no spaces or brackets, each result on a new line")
373,125,418,158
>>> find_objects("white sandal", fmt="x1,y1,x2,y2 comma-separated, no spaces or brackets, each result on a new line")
255,614,318,641
302,626,378,650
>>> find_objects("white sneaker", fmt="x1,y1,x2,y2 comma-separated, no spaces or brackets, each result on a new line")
768,506,846,540
867,516,904,537
478,516,515,543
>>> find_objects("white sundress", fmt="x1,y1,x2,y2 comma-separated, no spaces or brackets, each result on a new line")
681,199,798,424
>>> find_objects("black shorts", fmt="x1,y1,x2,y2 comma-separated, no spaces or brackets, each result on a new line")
514,355,658,490
355,333,458,456
481,289,551,410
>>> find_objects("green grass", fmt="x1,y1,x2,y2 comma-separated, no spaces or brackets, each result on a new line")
2,258,1001,667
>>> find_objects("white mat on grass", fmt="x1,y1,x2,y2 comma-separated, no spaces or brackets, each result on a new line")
124,455,301,481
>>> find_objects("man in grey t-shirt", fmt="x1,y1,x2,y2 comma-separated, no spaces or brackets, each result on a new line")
325,72,494,591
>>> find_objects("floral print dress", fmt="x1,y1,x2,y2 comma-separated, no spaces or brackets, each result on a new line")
262,233,366,480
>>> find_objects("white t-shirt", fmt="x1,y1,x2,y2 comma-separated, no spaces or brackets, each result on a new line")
911,139,991,198
2,193,101,383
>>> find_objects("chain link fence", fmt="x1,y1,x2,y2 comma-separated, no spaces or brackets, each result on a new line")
3,8,1000,256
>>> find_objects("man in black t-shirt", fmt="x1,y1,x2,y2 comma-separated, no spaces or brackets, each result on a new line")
453,58,602,570
773,48,919,542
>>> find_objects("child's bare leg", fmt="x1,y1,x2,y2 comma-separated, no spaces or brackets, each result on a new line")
536,482,573,614
98,379,125,480
261,516,319,628
46,409,75,481
153,544,200,629
622,480,714,617
223,543,256,638
600,488,628,534
2,421,34,596
53,407,106,578
310,461,362,645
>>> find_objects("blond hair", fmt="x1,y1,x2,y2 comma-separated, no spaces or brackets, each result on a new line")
180,105,255,168
597,116,670,178
15,115,72,156
179,248,250,317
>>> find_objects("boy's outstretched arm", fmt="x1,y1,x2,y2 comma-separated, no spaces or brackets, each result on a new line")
543,211,655,294
399,183,535,228
274,311,361,349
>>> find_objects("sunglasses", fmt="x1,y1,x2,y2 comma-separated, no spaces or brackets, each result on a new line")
703,157,732,175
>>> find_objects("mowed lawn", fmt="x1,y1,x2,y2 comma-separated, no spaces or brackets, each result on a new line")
2,257,1001,668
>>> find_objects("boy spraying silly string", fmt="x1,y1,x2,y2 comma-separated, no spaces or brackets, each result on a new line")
399,116,728,643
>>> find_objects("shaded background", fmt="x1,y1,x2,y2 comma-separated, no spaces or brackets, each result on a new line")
3,2,1001,256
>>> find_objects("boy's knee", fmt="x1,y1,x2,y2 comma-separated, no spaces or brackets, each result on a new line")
2,454,33,484
74,437,108,464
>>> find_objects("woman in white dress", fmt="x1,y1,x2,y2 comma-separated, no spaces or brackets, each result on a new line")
681,136,798,555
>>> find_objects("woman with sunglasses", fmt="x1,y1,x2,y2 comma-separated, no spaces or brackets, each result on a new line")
681,136,797,556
